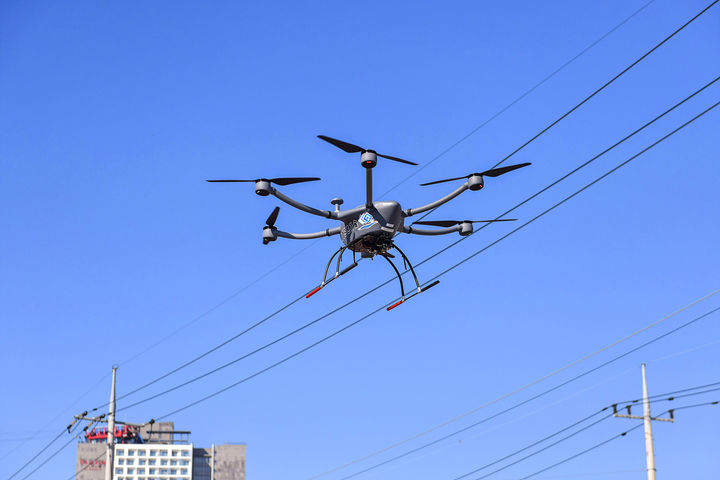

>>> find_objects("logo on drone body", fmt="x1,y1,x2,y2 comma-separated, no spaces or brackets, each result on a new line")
358,212,378,230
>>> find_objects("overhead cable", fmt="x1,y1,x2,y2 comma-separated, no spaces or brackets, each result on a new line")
98,76,720,417
413,0,719,224
147,101,719,423
90,0,662,406
334,305,720,480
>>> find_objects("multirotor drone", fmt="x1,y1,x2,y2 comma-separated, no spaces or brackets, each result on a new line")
208,135,530,310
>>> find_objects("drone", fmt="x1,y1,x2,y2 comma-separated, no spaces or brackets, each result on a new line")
208,135,530,310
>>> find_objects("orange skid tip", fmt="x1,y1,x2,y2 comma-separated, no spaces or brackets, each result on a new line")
306,285,323,298
386,299,405,311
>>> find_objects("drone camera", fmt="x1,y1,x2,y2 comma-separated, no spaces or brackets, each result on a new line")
467,174,484,191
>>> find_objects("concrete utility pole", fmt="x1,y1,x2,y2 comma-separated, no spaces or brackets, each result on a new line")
613,363,674,480
106,366,117,480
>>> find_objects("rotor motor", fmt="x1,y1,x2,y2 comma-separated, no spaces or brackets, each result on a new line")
459,221,474,236
467,174,484,191
254,179,272,196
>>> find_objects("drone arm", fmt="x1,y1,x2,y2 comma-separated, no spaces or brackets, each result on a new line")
402,225,461,236
271,188,335,219
403,182,469,217
275,226,342,240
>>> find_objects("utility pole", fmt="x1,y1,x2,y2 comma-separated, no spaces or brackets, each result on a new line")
106,365,117,480
613,363,674,480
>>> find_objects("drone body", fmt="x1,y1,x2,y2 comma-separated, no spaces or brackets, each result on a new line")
208,136,530,310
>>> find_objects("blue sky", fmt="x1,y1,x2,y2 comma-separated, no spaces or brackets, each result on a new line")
1,1,719,479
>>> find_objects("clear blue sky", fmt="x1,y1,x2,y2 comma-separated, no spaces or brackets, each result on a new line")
1,1,719,479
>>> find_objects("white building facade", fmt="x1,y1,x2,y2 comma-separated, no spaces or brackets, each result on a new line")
113,444,193,480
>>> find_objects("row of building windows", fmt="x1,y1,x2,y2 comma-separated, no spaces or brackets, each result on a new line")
117,458,190,466
116,478,186,480
116,448,191,457
114,467,189,475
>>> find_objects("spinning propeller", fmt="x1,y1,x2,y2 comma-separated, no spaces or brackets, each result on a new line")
318,135,418,166
206,177,320,186
412,219,516,227
420,162,531,186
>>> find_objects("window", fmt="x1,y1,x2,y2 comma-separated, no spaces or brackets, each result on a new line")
128,449,135,456
115,468,123,474
149,468,156,474
181,468,188,474
127,468,134,474
172,450,178,457
159,450,168,456
116,449,124,456
139,459,146,465
161,459,168,465
137,468,145,474
170,460,177,465
181,450,190,457
180,460,189,466
148,459,156,465
138,449,146,456
170,469,177,474
150,450,157,456
126,459,134,465
118,459,125,465
160,469,168,474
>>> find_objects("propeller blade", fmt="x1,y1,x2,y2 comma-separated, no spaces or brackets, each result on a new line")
317,135,364,153
206,179,257,182
207,177,319,186
319,135,418,166
412,220,459,227
270,177,321,186
419,176,468,186
480,162,532,177
419,162,531,185
377,153,418,166
413,219,517,227
266,206,280,227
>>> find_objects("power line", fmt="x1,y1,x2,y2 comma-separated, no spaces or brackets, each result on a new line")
514,401,718,480
101,97,719,422
86,0,670,412
334,305,720,480
452,390,720,480
450,411,612,480
6,430,66,480
306,77,720,478
96,75,720,418
413,0,719,224
144,99,719,422
380,0,659,196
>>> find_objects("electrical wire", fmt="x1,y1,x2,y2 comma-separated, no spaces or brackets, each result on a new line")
93,75,720,418
53,96,716,480
514,424,643,480
380,0,659,196
513,400,719,480
94,98,720,424
85,0,678,413
452,391,720,480
163,94,719,430
305,78,720,479
334,305,720,480
450,412,612,480
5,430,67,480
412,0,719,224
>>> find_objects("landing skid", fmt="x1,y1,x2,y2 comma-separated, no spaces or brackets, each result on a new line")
305,242,439,310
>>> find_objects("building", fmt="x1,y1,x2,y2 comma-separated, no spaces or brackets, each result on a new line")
76,421,245,480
